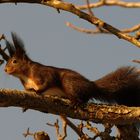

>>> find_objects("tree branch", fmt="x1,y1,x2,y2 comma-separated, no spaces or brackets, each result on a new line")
44,0,140,48
61,116,84,138
23,128,50,140
0,0,140,48
66,22,140,35
0,88,140,125
78,0,140,10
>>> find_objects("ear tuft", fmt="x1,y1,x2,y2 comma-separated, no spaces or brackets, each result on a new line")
11,32,26,55
5,39,15,57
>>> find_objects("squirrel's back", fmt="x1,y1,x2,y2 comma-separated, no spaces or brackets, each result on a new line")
95,66,140,106
5,32,140,107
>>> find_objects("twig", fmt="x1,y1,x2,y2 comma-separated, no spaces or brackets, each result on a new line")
122,24,140,33
77,121,90,140
34,131,50,140
23,128,50,140
23,128,34,137
78,0,140,10
66,22,140,35
83,122,114,139
59,116,67,140
0,34,10,61
61,116,84,138
47,118,67,140
0,34,9,61
66,22,108,34
85,0,94,16
132,59,140,64
0,45,9,61
85,122,100,137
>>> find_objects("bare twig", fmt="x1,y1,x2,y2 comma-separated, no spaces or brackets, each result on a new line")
0,34,9,62
59,116,67,140
34,131,50,140
47,118,66,140
85,122,100,137
132,59,140,64
77,121,90,140
122,24,140,33
66,22,140,35
77,121,84,136
23,128,34,137
0,45,9,61
78,0,140,10
61,116,84,138
85,0,94,16
66,22,108,34
80,122,114,139
23,128,50,140
0,34,10,61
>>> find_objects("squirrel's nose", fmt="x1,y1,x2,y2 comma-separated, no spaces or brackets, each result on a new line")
4,68,7,72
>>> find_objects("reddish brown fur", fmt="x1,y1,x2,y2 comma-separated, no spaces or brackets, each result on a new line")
4,33,140,106
95,67,140,106
5,56,98,103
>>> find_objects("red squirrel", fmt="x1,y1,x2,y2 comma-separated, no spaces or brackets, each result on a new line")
4,32,140,107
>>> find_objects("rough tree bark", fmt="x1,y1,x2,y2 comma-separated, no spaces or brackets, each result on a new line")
0,88,140,125
0,88,139,139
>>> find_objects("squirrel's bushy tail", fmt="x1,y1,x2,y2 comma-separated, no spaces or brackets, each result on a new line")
94,66,140,107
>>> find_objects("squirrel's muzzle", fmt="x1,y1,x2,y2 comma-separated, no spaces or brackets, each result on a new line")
4,68,7,72
4,66,14,74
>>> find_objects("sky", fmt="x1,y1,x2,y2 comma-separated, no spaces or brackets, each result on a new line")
0,1,140,140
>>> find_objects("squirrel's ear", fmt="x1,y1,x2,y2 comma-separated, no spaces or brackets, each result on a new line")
11,32,26,55
5,39,15,57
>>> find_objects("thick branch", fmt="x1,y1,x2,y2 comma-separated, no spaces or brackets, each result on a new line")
0,0,140,48
0,88,140,125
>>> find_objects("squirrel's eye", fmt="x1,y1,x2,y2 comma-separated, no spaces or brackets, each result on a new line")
13,59,17,64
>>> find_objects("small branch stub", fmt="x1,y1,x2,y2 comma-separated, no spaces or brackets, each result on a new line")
23,128,50,140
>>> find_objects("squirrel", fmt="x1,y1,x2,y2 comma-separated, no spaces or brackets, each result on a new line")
4,32,140,107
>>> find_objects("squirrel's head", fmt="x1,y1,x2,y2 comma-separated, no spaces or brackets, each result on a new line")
4,32,30,75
